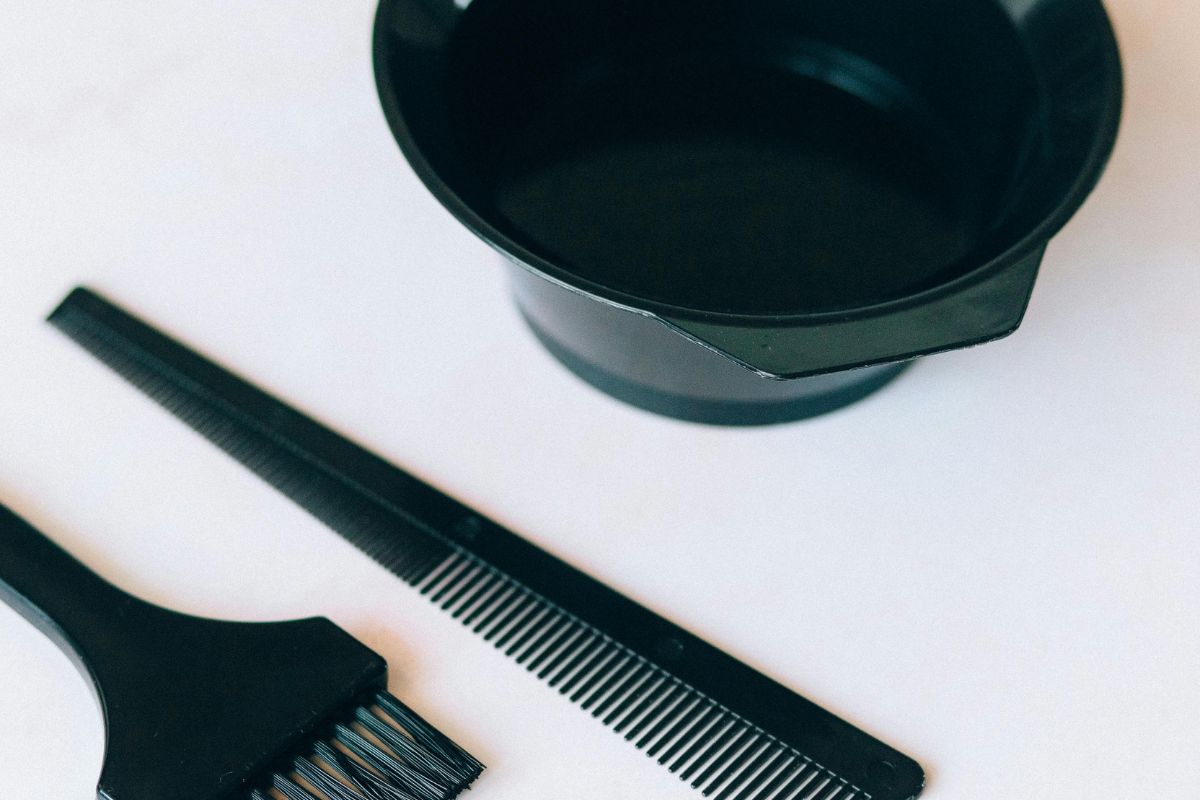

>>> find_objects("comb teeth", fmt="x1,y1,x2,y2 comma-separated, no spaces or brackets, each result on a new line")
248,692,483,800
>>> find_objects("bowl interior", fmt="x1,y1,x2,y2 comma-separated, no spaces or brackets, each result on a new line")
379,0,1115,317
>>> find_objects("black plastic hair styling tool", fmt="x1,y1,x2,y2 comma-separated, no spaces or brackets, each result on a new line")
50,287,925,800
0,502,483,800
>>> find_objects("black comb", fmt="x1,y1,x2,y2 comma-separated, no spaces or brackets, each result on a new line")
50,287,925,800
0,502,483,800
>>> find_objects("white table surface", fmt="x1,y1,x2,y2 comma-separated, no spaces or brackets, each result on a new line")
1,2,1197,798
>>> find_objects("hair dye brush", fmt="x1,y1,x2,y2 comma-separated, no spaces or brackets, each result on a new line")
0,502,483,800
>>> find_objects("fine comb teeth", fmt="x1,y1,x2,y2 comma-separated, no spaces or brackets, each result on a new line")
0,503,482,800
50,287,925,800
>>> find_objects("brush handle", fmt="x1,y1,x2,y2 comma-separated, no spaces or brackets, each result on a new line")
0,504,142,681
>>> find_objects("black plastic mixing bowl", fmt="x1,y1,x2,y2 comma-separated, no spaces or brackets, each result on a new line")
374,0,1122,424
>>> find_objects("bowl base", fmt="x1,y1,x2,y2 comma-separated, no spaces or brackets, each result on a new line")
519,300,910,426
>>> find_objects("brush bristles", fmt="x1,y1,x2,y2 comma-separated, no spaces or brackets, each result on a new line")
248,692,483,800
